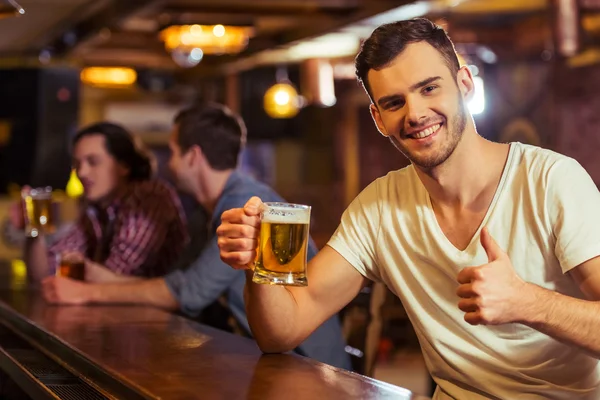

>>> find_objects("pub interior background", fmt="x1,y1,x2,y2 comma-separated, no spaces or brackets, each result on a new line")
0,0,598,396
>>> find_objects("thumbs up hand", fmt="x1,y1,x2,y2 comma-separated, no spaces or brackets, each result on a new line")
456,227,529,325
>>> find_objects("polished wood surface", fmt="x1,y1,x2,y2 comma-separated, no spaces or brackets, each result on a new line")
0,261,429,399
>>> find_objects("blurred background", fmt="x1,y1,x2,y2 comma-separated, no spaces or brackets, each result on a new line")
0,0,597,395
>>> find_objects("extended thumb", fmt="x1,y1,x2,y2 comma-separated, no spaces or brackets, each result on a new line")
480,226,503,262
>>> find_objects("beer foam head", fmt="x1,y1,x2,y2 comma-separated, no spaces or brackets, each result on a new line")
261,202,310,224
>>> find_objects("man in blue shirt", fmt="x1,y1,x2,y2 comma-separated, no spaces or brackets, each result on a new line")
41,102,351,370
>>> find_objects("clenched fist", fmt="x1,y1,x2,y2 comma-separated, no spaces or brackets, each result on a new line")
217,196,262,270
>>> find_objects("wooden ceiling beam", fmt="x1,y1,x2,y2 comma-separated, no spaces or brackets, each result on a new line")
47,0,166,57
162,3,359,17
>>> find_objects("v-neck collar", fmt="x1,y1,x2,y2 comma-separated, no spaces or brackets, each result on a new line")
420,142,518,255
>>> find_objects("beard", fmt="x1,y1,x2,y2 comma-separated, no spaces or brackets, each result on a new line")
389,93,468,170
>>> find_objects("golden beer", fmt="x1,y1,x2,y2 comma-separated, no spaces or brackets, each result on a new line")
23,187,56,237
253,202,311,286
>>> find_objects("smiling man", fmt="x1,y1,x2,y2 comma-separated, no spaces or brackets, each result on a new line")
217,18,600,399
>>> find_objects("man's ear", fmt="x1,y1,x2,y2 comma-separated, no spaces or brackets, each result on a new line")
456,65,475,103
370,103,389,137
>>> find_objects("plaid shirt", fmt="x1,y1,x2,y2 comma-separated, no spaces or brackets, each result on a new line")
48,179,188,277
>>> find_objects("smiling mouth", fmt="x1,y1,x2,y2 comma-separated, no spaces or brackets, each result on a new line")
408,123,442,139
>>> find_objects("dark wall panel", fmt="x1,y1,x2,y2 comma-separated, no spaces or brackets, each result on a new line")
0,68,79,194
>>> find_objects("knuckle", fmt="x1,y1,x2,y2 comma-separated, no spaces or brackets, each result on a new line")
228,252,241,263
475,296,485,308
243,225,258,238
473,268,485,280
233,253,248,264
222,208,241,222
479,310,489,323
222,252,237,264
221,210,232,221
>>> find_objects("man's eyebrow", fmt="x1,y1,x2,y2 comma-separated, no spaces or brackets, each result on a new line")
377,94,402,107
376,76,442,107
409,76,441,92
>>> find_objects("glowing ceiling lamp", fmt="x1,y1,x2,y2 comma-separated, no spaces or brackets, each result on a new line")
264,82,301,119
80,67,137,88
160,24,253,64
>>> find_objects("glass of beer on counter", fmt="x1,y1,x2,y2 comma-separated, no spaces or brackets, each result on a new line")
56,253,85,281
22,186,56,237
253,202,311,286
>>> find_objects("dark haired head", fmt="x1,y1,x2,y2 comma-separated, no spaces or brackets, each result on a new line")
355,18,460,102
173,102,246,170
73,122,154,182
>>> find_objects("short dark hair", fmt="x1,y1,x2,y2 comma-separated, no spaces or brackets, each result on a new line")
355,18,460,102
174,102,246,170
73,122,154,182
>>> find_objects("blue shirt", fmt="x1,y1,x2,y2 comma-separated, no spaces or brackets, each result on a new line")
164,171,351,370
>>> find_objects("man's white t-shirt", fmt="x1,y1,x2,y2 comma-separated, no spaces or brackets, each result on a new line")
328,142,600,399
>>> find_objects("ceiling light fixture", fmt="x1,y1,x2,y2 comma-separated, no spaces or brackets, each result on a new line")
0,0,24,18
159,24,253,64
80,67,137,88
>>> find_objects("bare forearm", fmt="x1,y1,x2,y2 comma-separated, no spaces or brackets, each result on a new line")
24,237,49,283
244,271,304,353
85,264,143,284
521,283,600,357
87,278,179,311
93,274,141,284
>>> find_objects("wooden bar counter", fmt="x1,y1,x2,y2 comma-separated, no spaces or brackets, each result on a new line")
0,261,430,399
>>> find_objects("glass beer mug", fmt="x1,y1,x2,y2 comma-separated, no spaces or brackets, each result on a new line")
56,253,85,281
253,202,311,286
22,187,56,238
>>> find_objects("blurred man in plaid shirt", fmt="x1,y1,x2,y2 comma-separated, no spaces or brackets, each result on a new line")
11,122,188,281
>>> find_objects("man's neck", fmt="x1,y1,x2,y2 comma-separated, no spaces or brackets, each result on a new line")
414,129,510,210
195,169,234,214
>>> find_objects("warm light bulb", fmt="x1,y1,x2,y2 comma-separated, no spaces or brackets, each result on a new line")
263,82,300,118
274,90,290,106
213,24,225,37
181,32,192,45
191,25,202,35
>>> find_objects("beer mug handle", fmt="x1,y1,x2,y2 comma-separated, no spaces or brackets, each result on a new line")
251,202,268,270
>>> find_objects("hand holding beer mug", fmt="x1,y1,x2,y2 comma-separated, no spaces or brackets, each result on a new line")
21,186,56,237
253,202,311,286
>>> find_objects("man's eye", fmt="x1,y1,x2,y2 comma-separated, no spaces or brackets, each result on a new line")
387,100,404,109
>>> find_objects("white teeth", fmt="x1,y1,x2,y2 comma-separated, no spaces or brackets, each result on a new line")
414,124,439,139
413,124,440,139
